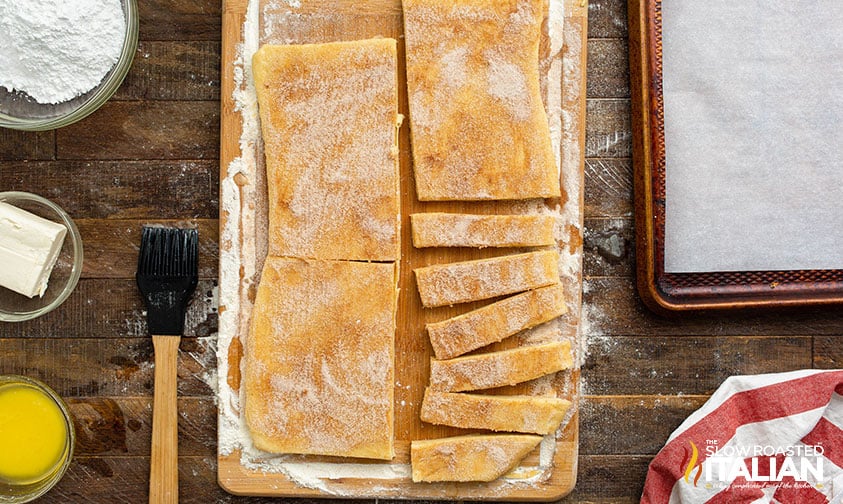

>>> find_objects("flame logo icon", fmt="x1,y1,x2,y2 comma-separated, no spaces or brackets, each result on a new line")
680,441,703,486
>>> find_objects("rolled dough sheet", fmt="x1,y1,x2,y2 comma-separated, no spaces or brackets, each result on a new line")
402,0,560,201
252,39,401,262
244,257,397,460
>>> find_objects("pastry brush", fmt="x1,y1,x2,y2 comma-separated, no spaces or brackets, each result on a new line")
136,226,198,504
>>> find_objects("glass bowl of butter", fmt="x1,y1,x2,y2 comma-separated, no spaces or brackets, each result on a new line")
0,192,83,322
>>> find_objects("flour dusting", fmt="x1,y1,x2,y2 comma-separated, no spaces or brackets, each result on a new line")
578,283,615,395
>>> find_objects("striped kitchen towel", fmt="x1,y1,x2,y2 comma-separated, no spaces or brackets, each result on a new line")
642,369,843,504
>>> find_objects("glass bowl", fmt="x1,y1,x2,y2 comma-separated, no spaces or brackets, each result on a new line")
0,0,139,131
0,375,75,503
0,192,83,322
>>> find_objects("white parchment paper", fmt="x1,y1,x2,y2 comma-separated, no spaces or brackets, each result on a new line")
662,0,843,273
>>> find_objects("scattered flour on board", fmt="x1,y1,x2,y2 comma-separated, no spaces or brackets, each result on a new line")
192,334,219,398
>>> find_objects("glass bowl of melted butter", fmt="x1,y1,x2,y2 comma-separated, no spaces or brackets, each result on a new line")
0,192,84,322
0,375,75,502
0,0,138,131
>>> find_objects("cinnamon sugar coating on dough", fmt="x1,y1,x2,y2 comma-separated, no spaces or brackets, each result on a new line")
403,0,560,201
411,434,542,482
426,283,567,359
244,258,397,459
429,340,572,392
411,213,556,248
420,389,572,435
414,250,559,308
252,39,401,261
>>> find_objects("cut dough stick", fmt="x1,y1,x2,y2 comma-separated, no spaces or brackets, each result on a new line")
411,213,556,248
429,340,573,392
414,250,559,308
420,389,572,435
244,257,397,460
252,39,401,262
411,434,543,483
426,283,567,360
403,0,560,201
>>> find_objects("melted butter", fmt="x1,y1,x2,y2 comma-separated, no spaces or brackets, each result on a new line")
0,384,68,484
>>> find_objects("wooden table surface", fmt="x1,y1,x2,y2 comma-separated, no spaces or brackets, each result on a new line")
1,0,841,502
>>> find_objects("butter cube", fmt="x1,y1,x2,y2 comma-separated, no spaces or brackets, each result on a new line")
0,202,68,298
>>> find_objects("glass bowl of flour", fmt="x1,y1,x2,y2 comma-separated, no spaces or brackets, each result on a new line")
0,0,138,131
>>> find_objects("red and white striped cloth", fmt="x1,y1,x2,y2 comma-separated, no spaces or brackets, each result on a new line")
642,369,843,504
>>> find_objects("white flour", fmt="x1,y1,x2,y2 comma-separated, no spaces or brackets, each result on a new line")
0,0,126,104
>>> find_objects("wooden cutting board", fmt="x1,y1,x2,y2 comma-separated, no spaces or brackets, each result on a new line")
217,0,588,499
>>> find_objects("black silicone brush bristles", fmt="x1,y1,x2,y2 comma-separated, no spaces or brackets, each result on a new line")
136,226,199,335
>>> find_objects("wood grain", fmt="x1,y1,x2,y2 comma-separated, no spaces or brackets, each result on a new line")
116,41,221,101
77,219,218,279
69,397,216,457
0,161,218,219
45,457,225,504
0,337,215,397
0,128,54,160
569,455,649,502
138,0,221,41
582,336,813,395
585,98,631,158
70,395,706,459
586,38,630,98
815,336,843,369
0,279,217,338
150,335,181,504
579,395,707,455
56,102,219,160
587,0,629,38
584,158,633,217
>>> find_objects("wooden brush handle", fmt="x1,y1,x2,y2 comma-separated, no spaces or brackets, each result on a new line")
150,335,180,504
